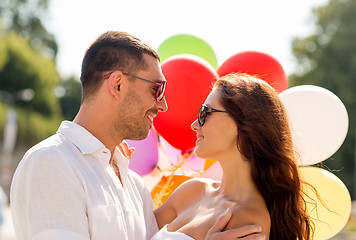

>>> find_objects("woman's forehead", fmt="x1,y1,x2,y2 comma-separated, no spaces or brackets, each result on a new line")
204,89,221,105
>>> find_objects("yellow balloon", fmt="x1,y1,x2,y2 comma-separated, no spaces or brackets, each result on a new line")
299,167,351,240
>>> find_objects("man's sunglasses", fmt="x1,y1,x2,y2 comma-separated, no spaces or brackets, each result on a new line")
102,71,167,101
198,104,227,127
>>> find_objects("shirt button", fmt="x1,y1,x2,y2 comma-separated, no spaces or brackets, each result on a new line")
125,209,130,216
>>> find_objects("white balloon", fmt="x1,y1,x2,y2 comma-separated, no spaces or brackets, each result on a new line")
279,85,348,166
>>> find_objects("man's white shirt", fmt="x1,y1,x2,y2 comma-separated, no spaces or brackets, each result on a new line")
10,121,158,240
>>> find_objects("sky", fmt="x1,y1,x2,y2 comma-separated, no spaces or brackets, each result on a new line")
46,0,329,78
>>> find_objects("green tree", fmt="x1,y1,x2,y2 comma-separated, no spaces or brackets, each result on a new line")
0,20,7,71
289,0,356,197
0,32,61,117
58,76,81,121
0,0,57,59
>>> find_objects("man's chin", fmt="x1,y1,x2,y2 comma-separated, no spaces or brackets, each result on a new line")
126,130,150,141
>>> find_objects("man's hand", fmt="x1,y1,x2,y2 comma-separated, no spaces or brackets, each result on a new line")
205,209,265,240
118,140,135,159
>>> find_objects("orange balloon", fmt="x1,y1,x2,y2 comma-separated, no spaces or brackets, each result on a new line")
204,159,217,171
151,174,192,209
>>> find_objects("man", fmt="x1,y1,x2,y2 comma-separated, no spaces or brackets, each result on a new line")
11,31,264,240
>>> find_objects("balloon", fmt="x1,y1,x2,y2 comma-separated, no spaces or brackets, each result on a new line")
158,34,218,69
154,54,218,151
159,136,205,171
201,161,223,181
217,51,288,93
151,174,192,209
159,136,181,162
279,85,348,166
126,128,159,176
299,167,351,240
204,160,217,171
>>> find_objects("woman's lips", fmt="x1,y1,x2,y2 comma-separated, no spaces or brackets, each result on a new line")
196,134,204,143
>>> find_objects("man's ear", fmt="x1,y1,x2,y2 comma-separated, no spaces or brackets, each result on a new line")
106,71,122,99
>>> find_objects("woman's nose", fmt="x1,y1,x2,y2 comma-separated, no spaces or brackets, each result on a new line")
191,119,200,131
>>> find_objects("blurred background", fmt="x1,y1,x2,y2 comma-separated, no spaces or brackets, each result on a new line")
1,0,356,239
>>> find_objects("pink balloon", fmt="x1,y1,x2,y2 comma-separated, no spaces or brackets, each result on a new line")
201,162,223,181
159,136,181,162
159,136,205,171
126,129,159,176
187,154,206,172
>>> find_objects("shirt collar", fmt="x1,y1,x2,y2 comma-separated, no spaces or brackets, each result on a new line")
57,121,106,155
114,147,130,184
57,121,131,181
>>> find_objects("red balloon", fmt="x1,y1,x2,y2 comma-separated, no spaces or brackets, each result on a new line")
154,54,218,151
217,51,288,93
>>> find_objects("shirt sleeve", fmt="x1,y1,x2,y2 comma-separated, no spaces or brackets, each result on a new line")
11,147,90,240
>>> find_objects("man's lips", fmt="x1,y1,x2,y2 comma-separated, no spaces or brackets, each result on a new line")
146,112,157,122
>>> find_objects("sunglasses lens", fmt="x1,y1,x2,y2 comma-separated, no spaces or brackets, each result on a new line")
156,81,166,101
198,105,207,126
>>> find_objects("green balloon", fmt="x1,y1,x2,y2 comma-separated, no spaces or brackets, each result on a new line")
158,34,218,69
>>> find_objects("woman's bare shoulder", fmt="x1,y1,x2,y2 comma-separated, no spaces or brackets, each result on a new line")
225,202,271,239
177,177,218,190
171,177,218,199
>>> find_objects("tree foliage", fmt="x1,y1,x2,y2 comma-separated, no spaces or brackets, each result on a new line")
58,76,82,121
0,21,7,71
0,0,57,59
0,31,61,117
0,1,83,194
289,0,356,197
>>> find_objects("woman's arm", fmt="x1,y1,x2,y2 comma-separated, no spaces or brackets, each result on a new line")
153,178,207,229
153,195,177,229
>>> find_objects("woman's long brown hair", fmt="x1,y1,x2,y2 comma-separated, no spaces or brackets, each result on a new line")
214,73,313,240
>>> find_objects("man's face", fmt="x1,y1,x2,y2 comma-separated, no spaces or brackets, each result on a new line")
113,54,168,140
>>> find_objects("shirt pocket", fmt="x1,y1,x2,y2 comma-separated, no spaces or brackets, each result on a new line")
89,204,127,240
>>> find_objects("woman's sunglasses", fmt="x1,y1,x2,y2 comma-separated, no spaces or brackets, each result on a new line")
198,104,227,126
103,71,167,102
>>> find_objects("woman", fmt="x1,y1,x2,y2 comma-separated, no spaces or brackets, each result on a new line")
153,73,313,240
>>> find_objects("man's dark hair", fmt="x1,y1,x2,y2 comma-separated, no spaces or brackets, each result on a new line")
80,31,160,100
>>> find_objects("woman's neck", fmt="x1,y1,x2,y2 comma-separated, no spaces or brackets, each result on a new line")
215,150,260,202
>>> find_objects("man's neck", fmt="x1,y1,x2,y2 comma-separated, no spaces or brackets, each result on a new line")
110,156,123,185
77,109,123,151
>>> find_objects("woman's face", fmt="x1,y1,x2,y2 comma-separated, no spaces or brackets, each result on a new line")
191,89,238,160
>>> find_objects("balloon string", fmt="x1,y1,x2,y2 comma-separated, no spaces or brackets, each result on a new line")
152,151,203,209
